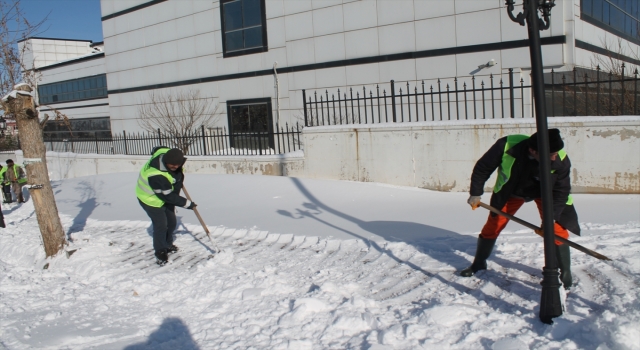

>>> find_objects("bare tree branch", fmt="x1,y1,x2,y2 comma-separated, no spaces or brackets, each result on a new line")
137,89,220,153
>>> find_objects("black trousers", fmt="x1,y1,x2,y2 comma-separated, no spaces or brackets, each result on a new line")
2,184,10,202
139,200,177,253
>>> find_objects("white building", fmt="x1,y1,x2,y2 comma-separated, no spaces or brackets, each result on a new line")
18,37,109,138
22,0,640,138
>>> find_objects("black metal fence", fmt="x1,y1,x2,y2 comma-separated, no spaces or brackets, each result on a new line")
546,65,639,117
43,123,302,156
303,66,640,126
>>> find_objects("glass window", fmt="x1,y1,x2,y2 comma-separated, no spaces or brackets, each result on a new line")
38,74,108,105
43,117,112,140
224,0,243,31
227,99,274,149
220,0,267,57
582,0,640,44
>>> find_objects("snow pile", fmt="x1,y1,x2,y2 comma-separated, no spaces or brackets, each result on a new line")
1,174,639,349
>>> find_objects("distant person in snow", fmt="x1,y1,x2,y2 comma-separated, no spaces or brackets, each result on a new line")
136,147,196,266
462,129,579,290
4,159,27,203
0,164,12,203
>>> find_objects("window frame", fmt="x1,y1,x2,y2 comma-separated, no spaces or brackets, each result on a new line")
226,97,274,149
219,0,269,58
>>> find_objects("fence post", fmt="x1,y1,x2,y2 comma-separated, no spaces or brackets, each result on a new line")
509,68,515,118
302,89,308,127
95,133,99,154
390,80,397,122
201,125,207,155
123,130,129,155
157,128,162,146
621,63,626,115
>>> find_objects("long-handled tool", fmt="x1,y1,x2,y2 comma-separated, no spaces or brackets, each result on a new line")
478,201,611,261
182,185,220,253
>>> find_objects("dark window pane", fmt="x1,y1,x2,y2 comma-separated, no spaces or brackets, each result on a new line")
583,0,594,15
224,1,243,31
226,31,244,51
248,104,268,131
243,0,262,27
73,81,79,91
603,2,610,24
244,27,263,48
231,105,249,131
593,0,604,21
90,78,97,89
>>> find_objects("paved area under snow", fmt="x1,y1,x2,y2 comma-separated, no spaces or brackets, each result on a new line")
1,174,639,349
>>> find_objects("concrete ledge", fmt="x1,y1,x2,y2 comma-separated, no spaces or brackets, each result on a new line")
16,151,305,181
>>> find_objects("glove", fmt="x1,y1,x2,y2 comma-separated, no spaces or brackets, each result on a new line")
467,195,481,210
186,202,197,210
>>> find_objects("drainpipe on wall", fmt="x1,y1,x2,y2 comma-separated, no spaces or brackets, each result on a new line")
273,62,281,130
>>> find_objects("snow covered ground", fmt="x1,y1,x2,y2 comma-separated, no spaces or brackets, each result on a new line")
1,173,639,349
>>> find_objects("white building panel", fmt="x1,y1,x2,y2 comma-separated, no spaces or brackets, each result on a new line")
415,16,457,51
346,63,381,87
378,22,416,55
343,1,377,32
376,0,413,27
284,11,314,41
456,9,502,47
415,0,455,20
314,33,346,63
312,5,343,37
344,28,379,59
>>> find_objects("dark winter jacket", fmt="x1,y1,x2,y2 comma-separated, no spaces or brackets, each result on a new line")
470,136,580,235
145,154,190,209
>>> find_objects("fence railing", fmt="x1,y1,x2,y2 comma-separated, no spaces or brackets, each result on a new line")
546,65,639,117
43,123,302,156
302,66,640,126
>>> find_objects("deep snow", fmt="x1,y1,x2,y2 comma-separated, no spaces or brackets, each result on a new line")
1,173,639,349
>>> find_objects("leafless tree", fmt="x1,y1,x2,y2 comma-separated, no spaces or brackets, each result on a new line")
0,0,46,107
1,0,66,258
137,89,219,153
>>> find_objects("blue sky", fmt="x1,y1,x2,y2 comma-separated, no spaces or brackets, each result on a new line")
20,0,103,43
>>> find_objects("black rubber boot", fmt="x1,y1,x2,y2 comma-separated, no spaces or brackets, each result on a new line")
460,235,497,277
167,244,179,255
556,243,572,290
155,250,168,266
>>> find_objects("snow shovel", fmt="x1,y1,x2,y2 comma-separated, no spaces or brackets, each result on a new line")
182,185,220,253
478,202,611,261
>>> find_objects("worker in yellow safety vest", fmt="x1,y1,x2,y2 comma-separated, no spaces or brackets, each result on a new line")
136,147,196,266
0,164,11,203
463,129,579,290
4,159,27,203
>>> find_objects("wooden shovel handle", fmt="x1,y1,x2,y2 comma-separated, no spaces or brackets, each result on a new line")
478,202,611,261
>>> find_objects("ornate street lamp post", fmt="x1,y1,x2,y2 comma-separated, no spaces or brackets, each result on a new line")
506,0,562,324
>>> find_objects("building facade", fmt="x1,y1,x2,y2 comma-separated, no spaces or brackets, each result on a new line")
24,0,640,137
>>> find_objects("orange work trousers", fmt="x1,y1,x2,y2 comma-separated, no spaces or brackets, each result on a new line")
480,197,569,245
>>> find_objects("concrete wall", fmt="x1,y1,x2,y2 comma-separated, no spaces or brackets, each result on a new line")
302,116,640,194
16,117,640,194
27,152,305,182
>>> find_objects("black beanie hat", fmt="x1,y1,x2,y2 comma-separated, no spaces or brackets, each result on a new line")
6,159,13,164
163,148,185,165
529,128,564,153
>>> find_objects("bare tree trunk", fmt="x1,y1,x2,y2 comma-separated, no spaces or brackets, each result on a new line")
10,86,65,257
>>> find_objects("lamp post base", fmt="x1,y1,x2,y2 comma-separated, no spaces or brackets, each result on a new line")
539,267,563,324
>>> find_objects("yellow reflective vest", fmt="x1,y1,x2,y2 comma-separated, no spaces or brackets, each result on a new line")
135,148,179,208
